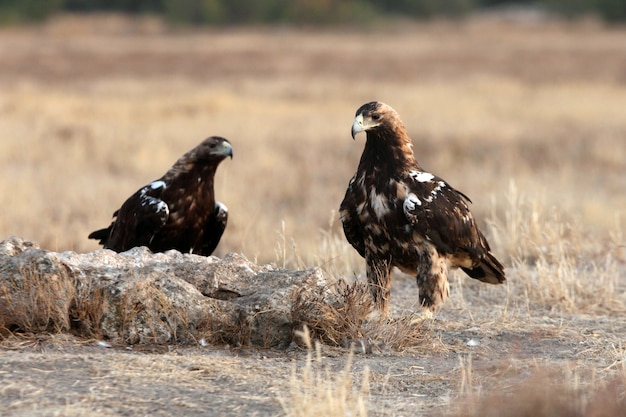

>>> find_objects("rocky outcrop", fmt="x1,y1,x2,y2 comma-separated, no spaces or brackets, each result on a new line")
0,237,336,347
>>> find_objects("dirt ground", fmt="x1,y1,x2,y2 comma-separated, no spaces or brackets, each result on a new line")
1,14,625,417
2,273,624,416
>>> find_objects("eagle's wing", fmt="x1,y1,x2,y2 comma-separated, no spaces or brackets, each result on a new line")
339,175,366,258
402,171,505,283
401,171,486,257
104,180,170,251
197,202,228,256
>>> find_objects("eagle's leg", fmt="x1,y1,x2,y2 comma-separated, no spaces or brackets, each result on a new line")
366,257,393,316
416,251,450,312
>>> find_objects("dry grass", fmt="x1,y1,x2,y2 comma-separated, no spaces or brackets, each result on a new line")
67,283,107,338
291,279,427,351
291,280,373,346
485,181,625,314
280,327,370,417
0,265,76,335
449,367,626,417
0,262,109,341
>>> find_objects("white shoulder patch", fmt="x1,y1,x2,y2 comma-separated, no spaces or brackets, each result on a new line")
155,200,169,216
215,201,228,214
140,193,168,212
150,180,166,190
409,170,435,183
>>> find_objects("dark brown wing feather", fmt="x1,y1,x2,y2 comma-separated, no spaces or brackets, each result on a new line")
402,172,505,283
403,175,480,255
339,175,366,258
197,203,228,256
91,182,169,252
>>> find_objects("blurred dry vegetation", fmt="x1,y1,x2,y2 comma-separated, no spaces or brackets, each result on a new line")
1,13,625,417
1,14,625,265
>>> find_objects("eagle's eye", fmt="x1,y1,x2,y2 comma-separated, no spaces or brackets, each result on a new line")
371,114,381,121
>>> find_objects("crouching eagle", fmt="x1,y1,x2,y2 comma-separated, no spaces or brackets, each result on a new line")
340,102,505,316
89,136,232,256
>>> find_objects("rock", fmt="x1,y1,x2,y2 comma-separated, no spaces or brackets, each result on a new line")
0,237,332,347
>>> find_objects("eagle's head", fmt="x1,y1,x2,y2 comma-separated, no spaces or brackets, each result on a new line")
170,136,233,176
351,101,404,140
350,101,416,167
195,136,234,161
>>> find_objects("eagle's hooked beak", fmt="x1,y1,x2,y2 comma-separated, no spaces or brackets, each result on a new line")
218,141,234,159
351,113,364,139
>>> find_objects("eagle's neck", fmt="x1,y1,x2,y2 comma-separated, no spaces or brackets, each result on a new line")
359,126,419,178
165,161,218,197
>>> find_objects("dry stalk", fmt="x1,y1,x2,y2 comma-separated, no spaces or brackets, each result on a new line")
68,285,107,338
279,326,369,417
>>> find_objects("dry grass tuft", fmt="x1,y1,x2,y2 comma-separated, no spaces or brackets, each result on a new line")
196,308,254,348
0,264,76,336
0,263,109,340
244,309,304,348
489,181,595,263
68,284,106,338
511,247,622,314
291,280,373,347
366,313,428,351
291,279,426,350
279,327,370,417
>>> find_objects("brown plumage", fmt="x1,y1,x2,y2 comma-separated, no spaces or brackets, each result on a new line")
340,102,505,316
89,136,232,256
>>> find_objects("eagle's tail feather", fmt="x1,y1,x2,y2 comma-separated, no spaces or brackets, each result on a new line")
461,252,506,284
88,227,111,245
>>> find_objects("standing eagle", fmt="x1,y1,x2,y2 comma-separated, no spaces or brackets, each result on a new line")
340,102,505,316
89,136,232,256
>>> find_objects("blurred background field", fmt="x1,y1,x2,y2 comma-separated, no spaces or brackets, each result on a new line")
1,10,625,267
